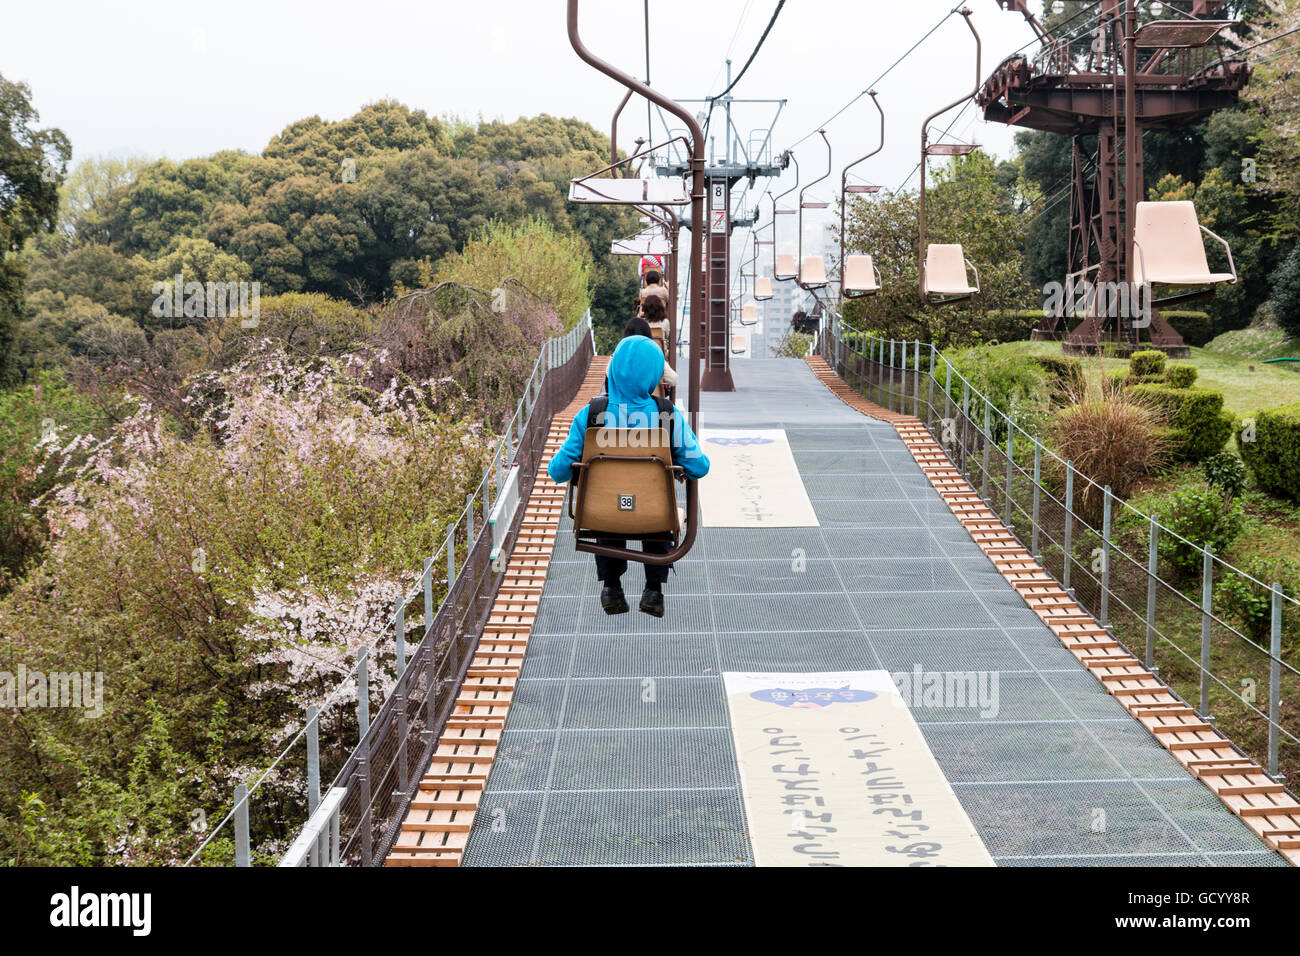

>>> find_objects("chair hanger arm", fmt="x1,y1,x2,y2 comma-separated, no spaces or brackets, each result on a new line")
1199,224,1237,283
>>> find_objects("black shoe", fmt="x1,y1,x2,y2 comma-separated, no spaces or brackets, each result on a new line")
600,585,629,615
639,587,665,618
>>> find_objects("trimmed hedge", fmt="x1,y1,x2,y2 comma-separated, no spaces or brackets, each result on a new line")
1128,349,1167,382
1128,382,1234,462
1165,363,1198,388
1163,311,1214,348
1239,403,1300,501
1030,354,1084,398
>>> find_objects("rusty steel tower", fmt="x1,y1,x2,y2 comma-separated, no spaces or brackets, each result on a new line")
979,0,1250,355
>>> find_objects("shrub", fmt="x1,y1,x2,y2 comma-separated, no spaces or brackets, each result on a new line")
1157,486,1246,578
1128,349,1167,381
1052,385,1166,521
774,331,812,358
432,217,593,329
1029,354,1084,401
1163,311,1214,347
1214,557,1299,643
949,345,1050,439
984,309,1044,342
1239,403,1300,501
1127,383,1233,462
1203,451,1247,502
1164,363,1198,388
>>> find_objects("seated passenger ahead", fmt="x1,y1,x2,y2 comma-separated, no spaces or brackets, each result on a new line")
547,335,709,618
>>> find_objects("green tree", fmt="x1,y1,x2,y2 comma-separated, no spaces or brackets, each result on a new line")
0,73,70,385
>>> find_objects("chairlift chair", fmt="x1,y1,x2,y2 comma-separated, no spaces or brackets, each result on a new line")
916,8,982,307
566,0,702,569
1131,200,1236,307
771,153,801,281
922,243,981,304
839,91,886,299
797,130,832,293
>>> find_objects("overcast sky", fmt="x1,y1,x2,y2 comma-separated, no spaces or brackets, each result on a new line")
2,0,1043,258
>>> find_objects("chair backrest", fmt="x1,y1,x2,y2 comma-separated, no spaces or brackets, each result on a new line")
800,256,827,287
1132,200,1211,284
731,333,746,353
741,303,757,325
576,427,677,535
776,253,797,278
754,276,774,300
844,255,878,291
924,243,971,295
649,326,667,355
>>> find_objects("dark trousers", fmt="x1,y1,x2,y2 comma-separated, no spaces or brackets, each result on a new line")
595,538,672,588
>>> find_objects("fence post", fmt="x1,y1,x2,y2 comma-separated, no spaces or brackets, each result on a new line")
306,704,320,816
889,339,896,411
1199,545,1214,720
357,646,369,739
423,557,434,639
912,339,921,418
1031,443,1041,558
944,356,952,423
1004,425,1014,527
234,783,250,868
981,400,991,501
466,494,475,545
395,597,409,795
394,594,406,680
1063,461,1075,592
1100,486,1112,627
927,346,935,427
1269,583,1282,780
447,533,457,589
1146,519,1159,670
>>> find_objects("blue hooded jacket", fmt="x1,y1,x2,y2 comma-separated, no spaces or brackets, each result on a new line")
547,336,710,485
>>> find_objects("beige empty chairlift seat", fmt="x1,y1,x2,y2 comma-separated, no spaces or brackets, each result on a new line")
843,254,881,296
800,256,828,289
775,253,798,280
754,276,774,300
923,243,980,301
1132,200,1236,288
740,302,758,326
731,333,747,354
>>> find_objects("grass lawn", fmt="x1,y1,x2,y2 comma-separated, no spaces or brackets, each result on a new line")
979,338,1300,415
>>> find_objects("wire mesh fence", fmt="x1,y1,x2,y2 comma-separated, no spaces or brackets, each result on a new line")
818,313,1298,790
187,313,596,866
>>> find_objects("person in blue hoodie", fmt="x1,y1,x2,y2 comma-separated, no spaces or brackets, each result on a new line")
548,335,709,617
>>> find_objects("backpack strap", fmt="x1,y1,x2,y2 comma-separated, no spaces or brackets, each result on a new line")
653,396,678,445
588,395,610,427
